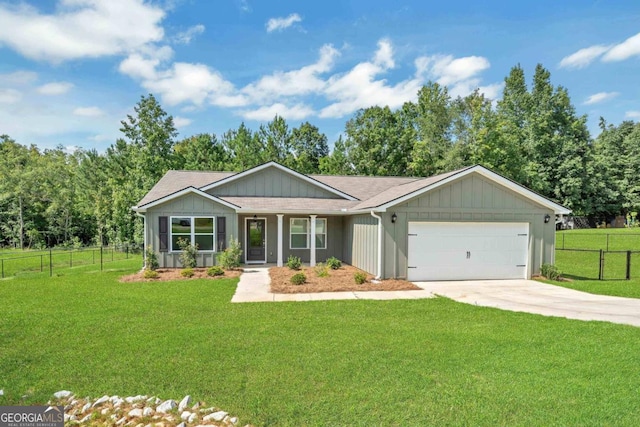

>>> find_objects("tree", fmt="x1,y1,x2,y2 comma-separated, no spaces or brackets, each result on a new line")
221,123,263,171
258,115,291,164
174,133,228,171
289,122,329,173
319,136,351,175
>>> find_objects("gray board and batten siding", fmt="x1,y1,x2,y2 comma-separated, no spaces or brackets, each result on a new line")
342,214,378,276
145,193,237,268
381,172,555,279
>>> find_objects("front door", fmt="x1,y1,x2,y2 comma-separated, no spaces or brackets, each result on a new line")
246,219,266,263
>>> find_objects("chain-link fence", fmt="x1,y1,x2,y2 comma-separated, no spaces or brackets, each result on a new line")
0,245,142,278
556,248,639,280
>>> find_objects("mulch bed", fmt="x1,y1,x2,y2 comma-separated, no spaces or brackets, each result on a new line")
120,268,242,282
269,264,421,293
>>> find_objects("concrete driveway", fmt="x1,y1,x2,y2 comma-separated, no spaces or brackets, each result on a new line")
413,279,640,327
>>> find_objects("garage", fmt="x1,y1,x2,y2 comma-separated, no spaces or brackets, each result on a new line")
407,222,529,281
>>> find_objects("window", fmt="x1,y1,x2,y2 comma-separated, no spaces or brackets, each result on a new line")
290,218,327,249
170,216,215,251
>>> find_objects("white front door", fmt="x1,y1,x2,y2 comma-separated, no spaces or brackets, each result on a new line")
407,222,529,281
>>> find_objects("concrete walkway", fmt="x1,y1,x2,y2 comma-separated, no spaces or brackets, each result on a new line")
415,279,640,328
232,269,640,327
230,267,435,303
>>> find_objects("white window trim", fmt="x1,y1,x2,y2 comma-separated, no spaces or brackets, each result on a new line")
289,218,327,250
169,216,216,253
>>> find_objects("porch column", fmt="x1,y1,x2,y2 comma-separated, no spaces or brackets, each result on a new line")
310,214,317,267
277,214,284,267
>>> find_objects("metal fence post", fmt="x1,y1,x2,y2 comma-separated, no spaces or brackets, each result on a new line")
598,249,604,280
562,233,565,250
100,246,103,271
49,248,52,277
40,254,43,272
627,251,631,280
126,245,129,259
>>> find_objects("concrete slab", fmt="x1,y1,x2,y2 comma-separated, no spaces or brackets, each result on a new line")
414,279,640,327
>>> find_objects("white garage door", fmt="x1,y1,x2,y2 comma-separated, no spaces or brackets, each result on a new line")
407,222,529,281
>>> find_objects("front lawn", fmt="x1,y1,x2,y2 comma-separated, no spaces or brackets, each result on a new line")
2,259,640,425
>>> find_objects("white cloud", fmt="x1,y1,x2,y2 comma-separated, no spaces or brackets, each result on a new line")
174,24,205,45
0,70,38,84
64,145,79,154
174,116,192,127
241,103,314,120
73,106,105,117
242,44,339,102
603,32,640,62
266,13,301,33
0,0,165,62
319,40,422,118
478,82,504,100
0,88,22,104
417,54,490,86
559,45,610,69
625,111,640,119
584,91,619,105
239,0,251,13
37,82,74,95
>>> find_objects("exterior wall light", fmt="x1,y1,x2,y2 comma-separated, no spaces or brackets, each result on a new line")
391,213,397,223
544,214,551,224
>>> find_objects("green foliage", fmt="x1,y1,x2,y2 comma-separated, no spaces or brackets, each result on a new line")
354,271,367,285
314,263,329,278
144,247,159,271
326,256,342,270
143,269,159,279
177,238,198,268
286,255,302,270
207,265,224,277
540,264,561,281
290,272,306,285
217,237,242,269
180,268,194,278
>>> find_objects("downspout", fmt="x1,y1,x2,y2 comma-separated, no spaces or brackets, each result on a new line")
135,211,146,269
370,211,383,280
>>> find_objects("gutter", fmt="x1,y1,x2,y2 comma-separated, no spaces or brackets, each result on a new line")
370,211,383,280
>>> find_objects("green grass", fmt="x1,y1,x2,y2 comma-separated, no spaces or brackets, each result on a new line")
2,259,640,426
553,229,640,298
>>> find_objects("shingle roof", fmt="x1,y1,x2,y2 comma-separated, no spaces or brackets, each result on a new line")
138,170,235,207
136,164,470,212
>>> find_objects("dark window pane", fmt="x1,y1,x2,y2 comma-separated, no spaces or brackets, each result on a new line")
290,219,308,234
172,217,191,233
315,235,326,249
315,219,326,234
195,217,214,233
195,235,214,251
291,234,307,249
172,235,189,250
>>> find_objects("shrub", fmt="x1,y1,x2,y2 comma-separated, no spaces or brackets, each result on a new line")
290,272,306,285
217,237,242,270
541,263,561,281
354,272,367,285
207,265,224,277
315,263,329,278
287,255,302,270
177,238,198,268
144,247,159,271
180,268,194,278
326,256,342,270
143,269,159,279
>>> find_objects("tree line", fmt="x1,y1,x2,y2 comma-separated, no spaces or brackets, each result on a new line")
1,63,639,248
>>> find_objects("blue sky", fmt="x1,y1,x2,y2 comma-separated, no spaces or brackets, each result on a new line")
0,0,639,152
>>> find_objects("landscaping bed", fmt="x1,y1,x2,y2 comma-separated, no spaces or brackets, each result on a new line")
269,264,421,293
120,268,242,282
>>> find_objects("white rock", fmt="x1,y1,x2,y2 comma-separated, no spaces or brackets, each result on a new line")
128,408,144,418
177,423,186,427
142,407,153,417
180,411,192,421
81,403,91,413
156,399,177,413
188,413,197,423
230,416,238,424
178,395,191,412
113,397,124,407
101,408,110,415
92,395,110,407
191,402,200,410
110,395,120,403
203,410,228,422
154,397,161,405
0,389,4,396
111,414,118,421
70,399,78,406
146,396,156,402
125,395,146,404
115,416,127,426
200,406,215,414
53,390,72,399
79,414,92,423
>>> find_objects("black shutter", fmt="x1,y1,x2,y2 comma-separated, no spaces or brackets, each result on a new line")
159,216,168,252
217,217,226,251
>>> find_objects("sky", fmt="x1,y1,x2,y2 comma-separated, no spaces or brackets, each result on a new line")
0,0,639,153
